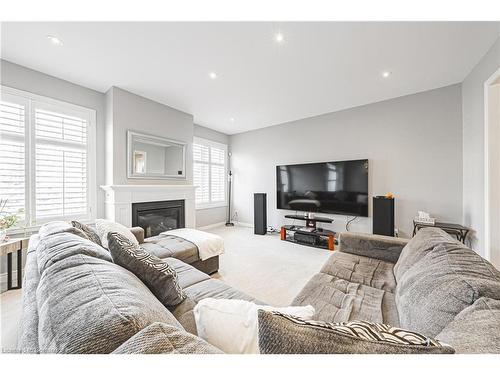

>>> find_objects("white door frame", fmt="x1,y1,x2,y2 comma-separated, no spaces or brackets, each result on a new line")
484,67,500,264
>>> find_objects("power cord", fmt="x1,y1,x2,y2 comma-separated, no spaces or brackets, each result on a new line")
346,216,357,232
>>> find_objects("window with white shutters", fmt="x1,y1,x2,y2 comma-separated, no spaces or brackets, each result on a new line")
0,98,27,222
35,108,88,219
0,86,96,229
193,137,227,209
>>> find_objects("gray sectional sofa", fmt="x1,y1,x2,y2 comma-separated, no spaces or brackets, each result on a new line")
17,222,500,353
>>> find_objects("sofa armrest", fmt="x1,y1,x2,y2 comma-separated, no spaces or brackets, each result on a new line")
129,226,145,244
338,232,409,263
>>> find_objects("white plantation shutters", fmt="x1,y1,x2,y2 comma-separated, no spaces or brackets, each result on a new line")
0,87,96,228
193,143,210,205
193,138,227,208
35,108,88,219
0,98,27,221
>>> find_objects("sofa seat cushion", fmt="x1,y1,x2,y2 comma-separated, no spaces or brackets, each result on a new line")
436,297,500,353
184,278,259,303
395,233,500,338
112,322,222,354
142,234,199,264
37,254,182,353
320,251,396,292
162,257,211,289
292,272,399,326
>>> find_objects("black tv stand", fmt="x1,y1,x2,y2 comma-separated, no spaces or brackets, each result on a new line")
281,214,336,251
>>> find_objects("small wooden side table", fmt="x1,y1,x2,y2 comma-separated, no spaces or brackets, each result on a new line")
0,237,29,290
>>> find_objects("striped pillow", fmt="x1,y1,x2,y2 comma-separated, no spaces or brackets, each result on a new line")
71,221,103,247
258,311,454,354
107,232,186,307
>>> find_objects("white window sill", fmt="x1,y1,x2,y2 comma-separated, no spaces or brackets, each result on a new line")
196,202,228,210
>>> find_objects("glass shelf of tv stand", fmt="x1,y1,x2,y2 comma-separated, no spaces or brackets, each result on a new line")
280,224,337,251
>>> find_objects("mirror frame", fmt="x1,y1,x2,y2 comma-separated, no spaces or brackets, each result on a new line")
127,130,187,180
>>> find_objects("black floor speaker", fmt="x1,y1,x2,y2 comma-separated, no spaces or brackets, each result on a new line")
254,193,267,235
373,196,395,236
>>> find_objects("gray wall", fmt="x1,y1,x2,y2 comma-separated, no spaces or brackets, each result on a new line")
194,124,230,227
229,84,463,238
462,37,500,256
106,87,194,185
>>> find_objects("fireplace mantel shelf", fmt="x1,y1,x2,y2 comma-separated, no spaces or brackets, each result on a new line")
100,185,196,191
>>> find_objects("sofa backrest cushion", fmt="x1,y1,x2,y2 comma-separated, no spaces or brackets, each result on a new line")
36,231,112,275
395,230,500,337
37,254,183,353
394,228,452,282
436,297,500,353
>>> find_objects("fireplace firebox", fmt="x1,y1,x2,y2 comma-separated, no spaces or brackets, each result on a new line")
131,200,185,238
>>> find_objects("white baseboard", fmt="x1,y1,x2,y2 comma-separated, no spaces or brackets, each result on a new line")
236,222,254,228
197,222,226,230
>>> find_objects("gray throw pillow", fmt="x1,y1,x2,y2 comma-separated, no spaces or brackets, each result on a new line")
107,232,186,307
71,220,103,247
257,311,454,354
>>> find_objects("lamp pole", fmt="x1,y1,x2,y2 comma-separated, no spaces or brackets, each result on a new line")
225,170,234,226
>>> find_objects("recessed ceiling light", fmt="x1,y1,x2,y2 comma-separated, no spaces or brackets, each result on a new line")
382,71,392,78
274,32,284,43
209,72,218,80
47,35,63,46
230,117,235,122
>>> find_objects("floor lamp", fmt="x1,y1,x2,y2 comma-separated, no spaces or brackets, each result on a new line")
225,168,234,226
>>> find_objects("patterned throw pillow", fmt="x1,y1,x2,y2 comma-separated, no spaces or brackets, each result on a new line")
71,221,103,247
107,232,186,307
258,311,455,354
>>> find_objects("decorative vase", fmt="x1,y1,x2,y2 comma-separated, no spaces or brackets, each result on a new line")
0,229,6,243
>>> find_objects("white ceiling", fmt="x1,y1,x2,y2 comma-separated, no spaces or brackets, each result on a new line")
1,22,499,134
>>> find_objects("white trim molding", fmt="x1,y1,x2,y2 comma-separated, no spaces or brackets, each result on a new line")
100,185,196,228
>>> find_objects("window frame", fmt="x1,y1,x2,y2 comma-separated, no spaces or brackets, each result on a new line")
193,137,228,210
1,85,97,232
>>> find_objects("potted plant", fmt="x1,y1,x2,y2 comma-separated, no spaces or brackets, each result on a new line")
0,199,21,242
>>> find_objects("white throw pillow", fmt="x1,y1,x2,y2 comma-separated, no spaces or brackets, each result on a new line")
193,298,315,354
95,219,139,249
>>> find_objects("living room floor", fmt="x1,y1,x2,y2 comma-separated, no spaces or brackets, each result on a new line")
0,225,331,352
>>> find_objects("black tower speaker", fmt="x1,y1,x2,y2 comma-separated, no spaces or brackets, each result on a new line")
373,196,395,236
254,193,267,235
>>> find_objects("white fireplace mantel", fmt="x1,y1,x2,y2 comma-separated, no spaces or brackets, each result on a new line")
100,185,196,228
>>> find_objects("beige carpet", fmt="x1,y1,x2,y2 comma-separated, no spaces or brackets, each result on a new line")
209,225,330,306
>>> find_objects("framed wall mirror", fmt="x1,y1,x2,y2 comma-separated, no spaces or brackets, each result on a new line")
127,130,186,179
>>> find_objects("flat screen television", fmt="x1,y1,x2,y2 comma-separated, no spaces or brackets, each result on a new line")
276,159,369,216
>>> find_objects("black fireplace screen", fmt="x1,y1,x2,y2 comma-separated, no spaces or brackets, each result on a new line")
132,200,185,238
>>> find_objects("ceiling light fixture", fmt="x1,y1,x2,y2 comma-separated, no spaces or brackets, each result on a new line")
230,117,235,122
209,72,218,80
47,35,63,46
382,71,392,78
274,32,284,43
